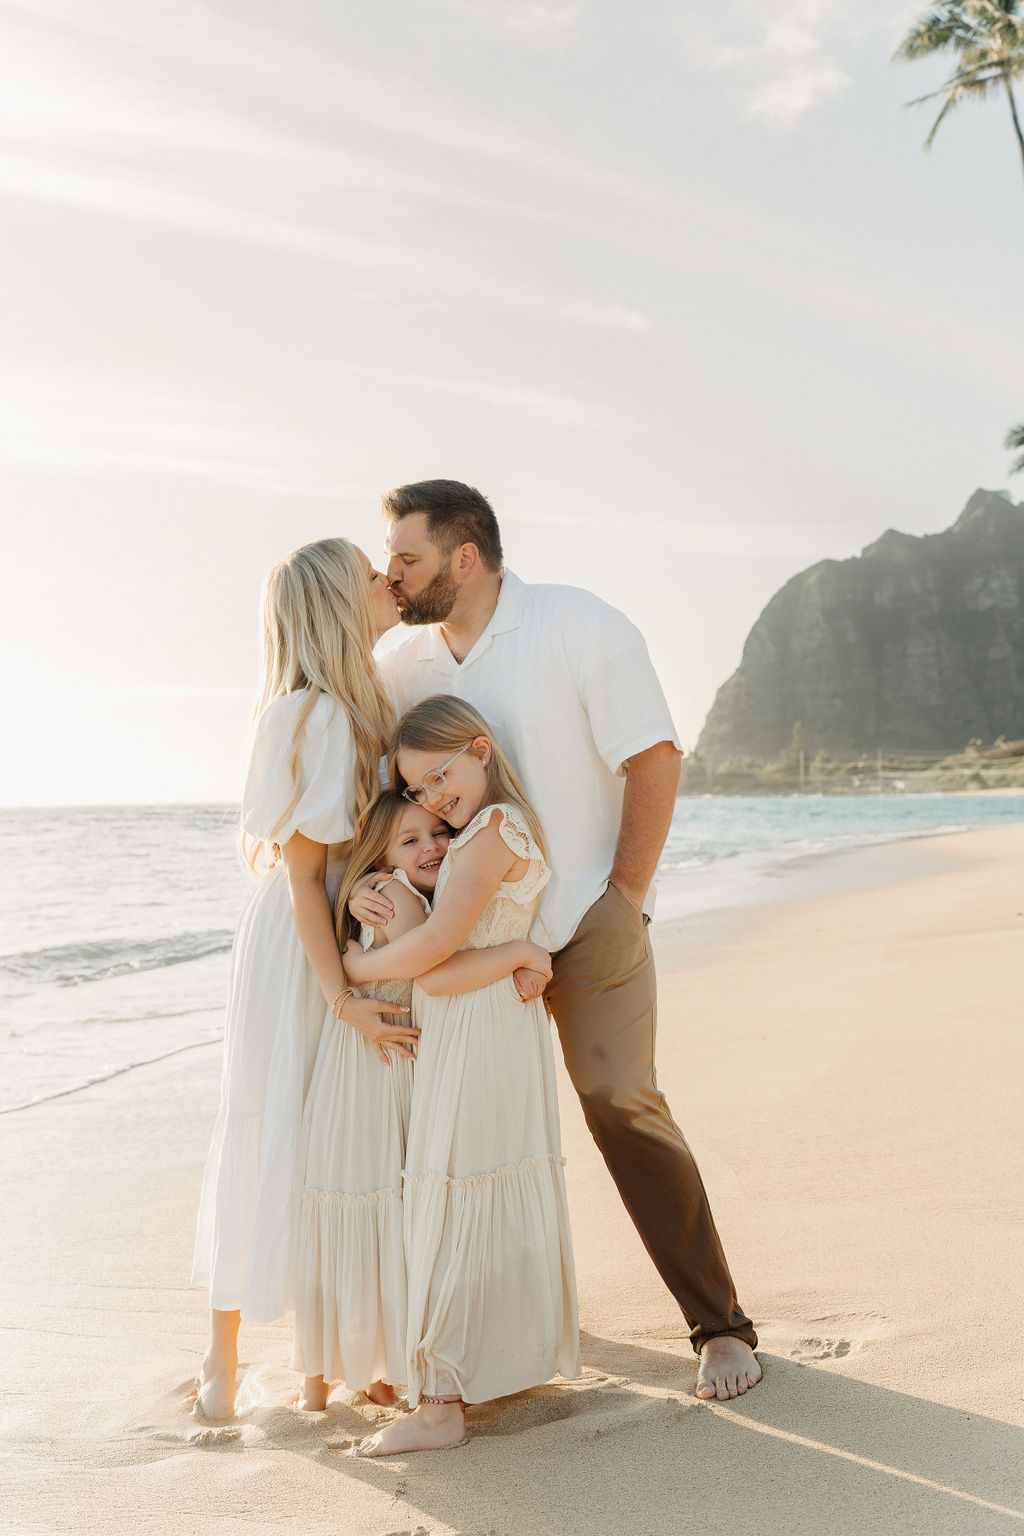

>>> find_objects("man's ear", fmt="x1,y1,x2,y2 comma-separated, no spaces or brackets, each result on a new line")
455,542,480,576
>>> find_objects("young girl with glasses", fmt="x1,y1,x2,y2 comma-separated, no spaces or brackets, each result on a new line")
293,790,551,1413
341,695,581,1456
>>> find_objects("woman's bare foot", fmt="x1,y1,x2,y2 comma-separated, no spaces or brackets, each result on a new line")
298,1375,331,1412
194,1350,238,1421
362,1381,399,1408
355,1399,466,1457
695,1337,762,1401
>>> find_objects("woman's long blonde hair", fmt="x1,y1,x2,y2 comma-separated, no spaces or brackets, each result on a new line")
333,790,409,948
390,695,547,861
244,538,394,873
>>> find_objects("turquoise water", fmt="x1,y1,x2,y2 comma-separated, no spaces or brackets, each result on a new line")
2,793,1023,1111
657,791,1024,917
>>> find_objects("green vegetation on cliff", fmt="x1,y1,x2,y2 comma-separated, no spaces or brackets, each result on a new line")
696,489,1024,768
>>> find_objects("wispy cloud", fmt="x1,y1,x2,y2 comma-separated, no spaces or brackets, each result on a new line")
0,366,364,494
0,1,653,333
350,366,613,429
682,1,853,125
421,1,583,44
505,505,848,562
6,0,610,185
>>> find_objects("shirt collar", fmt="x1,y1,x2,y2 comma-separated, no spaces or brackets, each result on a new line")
410,568,525,669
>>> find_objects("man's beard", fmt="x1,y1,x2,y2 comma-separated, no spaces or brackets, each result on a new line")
394,560,458,625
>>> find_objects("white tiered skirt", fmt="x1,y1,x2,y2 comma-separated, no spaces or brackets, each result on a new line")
292,987,414,1389
404,974,580,1406
191,865,341,1323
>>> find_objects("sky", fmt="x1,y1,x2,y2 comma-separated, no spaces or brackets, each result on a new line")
2,0,1023,805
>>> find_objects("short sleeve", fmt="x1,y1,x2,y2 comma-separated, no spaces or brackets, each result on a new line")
241,691,356,845
577,605,682,776
452,803,551,905
360,869,431,951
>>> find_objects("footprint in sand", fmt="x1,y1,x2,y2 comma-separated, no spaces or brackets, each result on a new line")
789,1337,852,1362
187,1425,244,1447
758,1311,892,1364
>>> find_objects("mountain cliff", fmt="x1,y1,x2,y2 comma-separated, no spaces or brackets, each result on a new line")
696,489,1024,760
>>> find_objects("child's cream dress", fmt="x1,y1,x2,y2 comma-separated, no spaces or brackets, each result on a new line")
293,869,428,1389
403,804,580,1405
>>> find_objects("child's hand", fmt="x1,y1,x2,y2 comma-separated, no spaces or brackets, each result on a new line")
513,966,550,1002
349,871,394,929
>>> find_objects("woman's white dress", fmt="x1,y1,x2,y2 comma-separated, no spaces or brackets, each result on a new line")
293,870,428,1389
191,690,356,1323
404,803,580,1405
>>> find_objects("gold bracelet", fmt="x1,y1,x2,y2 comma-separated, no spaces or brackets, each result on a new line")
330,986,355,1019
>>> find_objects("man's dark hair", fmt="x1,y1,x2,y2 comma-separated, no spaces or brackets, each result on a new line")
382,479,503,572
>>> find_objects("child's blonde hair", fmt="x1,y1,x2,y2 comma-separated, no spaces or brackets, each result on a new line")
390,695,547,861
333,790,409,947
244,537,394,873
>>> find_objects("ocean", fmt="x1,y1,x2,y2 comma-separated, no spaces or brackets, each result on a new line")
3,793,1024,1115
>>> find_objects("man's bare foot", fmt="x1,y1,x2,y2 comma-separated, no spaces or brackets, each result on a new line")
362,1381,399,1408
695,1337,762,1401
193,1350,238,1421
355,1400,466,1457
298,1375,331,1412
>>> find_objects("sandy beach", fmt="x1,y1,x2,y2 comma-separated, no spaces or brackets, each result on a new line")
3,824,1023,1536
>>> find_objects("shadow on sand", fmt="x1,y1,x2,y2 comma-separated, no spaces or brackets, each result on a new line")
329,1330,1024,1536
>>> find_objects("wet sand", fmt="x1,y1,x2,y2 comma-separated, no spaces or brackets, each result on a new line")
2,825,1023,1535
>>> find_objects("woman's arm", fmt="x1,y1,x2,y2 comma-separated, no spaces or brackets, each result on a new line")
341,813,523,983
280,833,420,1064
416,940,551,997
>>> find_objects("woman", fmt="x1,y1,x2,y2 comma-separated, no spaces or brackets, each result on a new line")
190,537,418,1420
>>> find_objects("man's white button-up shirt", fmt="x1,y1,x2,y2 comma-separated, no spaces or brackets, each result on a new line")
376,570,681,951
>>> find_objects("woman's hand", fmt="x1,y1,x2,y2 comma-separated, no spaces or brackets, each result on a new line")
348,871,395,929
338,996,420,1066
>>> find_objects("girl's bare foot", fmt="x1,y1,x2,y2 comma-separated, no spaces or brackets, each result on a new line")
355,1399,466,1457
362,1381,399,1408
695,1337,762,1401
194,1350,238,1421
298,1375,330,1412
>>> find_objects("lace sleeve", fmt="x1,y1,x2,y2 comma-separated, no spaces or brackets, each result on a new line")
451,804,551,903
453,803,533,859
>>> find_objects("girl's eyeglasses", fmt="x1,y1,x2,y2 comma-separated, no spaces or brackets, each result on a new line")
401,744,472,804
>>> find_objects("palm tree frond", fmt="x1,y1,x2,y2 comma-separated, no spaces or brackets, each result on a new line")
895,10,978,62
923,85,971,145
1005,421,1024,474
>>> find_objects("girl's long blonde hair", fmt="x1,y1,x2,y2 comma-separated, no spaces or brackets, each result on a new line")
333,790,409,948
390,695,547,861
244,538,394,873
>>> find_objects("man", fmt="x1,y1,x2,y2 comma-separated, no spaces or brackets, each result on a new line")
365,479,760,1401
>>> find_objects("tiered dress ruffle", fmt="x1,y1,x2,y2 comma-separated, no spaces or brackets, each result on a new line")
403,804,580,1405
293,870,428,1388
191,690,356,1323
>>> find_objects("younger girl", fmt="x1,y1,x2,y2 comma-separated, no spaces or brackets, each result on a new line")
342,696,581,1457
294,791,552,1412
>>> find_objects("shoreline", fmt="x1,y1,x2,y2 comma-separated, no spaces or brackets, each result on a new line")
2,825,1023,1533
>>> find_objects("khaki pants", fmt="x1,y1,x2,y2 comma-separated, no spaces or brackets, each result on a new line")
547,882,757,1353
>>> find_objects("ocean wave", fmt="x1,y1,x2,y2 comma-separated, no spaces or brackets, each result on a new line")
0,929,234,989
